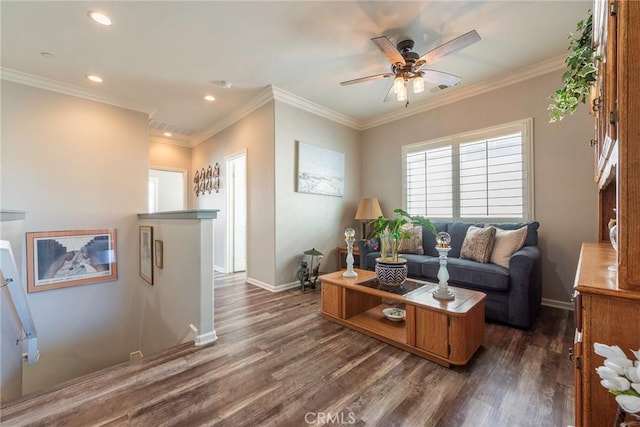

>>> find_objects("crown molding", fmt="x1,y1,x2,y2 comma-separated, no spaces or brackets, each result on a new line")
189,86,275,147
149,136,193,148
189,85,363,147
0,67,156,115
362,53,566,130
271,86,363,130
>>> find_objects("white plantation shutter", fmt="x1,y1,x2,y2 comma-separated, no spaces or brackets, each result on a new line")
402,119,533,221
406,145,453,217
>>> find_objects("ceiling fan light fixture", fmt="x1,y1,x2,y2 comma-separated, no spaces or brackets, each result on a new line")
413,75,425,94
397,84,408,102
393,76,404,94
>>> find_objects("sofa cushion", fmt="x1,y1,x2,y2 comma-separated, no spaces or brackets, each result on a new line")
490,225,527,268
398,225,423,254
487,221,539,247
400,254,434,277
420,257,510,291
461,226,496,263
447,222,483,258
422,222,448,257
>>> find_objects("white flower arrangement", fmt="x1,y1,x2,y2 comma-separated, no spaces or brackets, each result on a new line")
594,343,640,416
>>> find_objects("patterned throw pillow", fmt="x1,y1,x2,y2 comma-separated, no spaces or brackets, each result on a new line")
460,226,497,263
397,225,424,255
490,226,528,268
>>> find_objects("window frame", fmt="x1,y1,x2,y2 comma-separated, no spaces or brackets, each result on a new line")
401,118,534,222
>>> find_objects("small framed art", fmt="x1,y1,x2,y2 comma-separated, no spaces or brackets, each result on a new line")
154,240,163,269
139,226,153,285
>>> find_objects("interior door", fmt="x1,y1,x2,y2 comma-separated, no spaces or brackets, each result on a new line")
227,153,246,273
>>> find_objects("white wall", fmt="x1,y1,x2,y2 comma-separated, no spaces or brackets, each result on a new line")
274,101,361,286
0,81,149,393
136,216,215,355
361,70,598,304
192,102,276,283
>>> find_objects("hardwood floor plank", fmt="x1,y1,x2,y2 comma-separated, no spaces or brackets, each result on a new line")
0,272,575,426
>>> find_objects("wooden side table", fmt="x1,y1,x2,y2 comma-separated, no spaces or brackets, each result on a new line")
337,245,360,269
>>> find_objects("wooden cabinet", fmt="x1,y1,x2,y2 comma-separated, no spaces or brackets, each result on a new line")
318,269,485,367
573,243,640,427
592,0,640,290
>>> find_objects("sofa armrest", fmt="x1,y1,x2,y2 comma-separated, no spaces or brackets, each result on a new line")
507,246,542,328
357,240,371,269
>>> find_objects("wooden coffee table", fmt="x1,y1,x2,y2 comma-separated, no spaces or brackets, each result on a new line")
319,269,485,367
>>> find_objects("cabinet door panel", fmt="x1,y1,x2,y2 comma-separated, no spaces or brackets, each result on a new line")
321,283,343,318
415,308,448,357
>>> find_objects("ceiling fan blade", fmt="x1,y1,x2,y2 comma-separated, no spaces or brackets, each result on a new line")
340,73,394,86
421,69,462,87
371,36,406,66
417,30,481,66
383,84,396,103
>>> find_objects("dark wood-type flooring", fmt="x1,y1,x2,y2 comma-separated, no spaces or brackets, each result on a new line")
1,272,575,426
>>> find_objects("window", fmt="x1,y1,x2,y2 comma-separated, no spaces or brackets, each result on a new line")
402,118,533,221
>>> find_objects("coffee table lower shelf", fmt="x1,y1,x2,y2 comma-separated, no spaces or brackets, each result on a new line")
319,269,485,367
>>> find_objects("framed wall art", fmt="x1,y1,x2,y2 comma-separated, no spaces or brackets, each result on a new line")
154,240,163,269
26,229,117,293
296,141,345,197
139,226,153,285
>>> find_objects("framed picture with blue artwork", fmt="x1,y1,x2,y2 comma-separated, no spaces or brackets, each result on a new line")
296,141,345,197
26,229,117,293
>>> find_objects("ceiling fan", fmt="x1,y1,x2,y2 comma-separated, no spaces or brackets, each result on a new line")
340,30,481,105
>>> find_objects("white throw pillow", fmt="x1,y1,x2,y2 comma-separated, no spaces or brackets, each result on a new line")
490,226,528,268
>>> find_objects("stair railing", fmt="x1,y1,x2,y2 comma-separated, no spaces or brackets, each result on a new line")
1,241,39,364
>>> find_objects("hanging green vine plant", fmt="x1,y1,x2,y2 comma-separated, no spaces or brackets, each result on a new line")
548,10,600,122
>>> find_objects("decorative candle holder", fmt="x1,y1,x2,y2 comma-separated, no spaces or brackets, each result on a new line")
343,228,358,278
433,232,455,300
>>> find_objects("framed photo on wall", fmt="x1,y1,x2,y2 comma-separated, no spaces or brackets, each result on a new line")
26,229,118,293
139,226,153,285
154,240,163,269
296,141,345,197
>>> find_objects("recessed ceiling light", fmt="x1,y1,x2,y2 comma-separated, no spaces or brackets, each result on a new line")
88,10,112,26
86,74,103,83
163,132,172,137
204,95,216,102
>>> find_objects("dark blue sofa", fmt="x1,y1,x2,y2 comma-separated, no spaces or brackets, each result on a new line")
358,221,541,329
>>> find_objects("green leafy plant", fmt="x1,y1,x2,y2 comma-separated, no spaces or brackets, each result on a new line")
368,208,436,262
548,10,599,122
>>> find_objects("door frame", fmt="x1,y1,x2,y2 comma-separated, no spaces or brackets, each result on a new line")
149,166,189,211
224,149,247,273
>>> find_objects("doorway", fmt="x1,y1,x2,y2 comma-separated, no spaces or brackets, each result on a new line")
148,168,187,212
225,151,247,273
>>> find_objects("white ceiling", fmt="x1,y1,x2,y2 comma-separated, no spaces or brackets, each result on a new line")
1,1,590,145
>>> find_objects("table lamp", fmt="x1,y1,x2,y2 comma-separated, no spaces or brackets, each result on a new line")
354,197,383,240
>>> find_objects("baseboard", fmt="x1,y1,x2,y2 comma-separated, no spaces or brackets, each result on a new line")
541,298,574,311
246,277,301,292
213,265,226,273
195,330,217,346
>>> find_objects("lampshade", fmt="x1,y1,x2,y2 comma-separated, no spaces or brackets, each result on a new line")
397,84,408,102
393,76,404,94
413,75,425,93
355,197,383,220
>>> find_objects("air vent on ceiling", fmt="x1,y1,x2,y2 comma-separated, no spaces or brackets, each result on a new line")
149,120,200,136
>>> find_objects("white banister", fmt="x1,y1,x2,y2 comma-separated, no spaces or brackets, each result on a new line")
1,240,39,364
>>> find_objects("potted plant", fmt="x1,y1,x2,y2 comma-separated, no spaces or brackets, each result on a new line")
548,9,600,122
368,208,435,285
